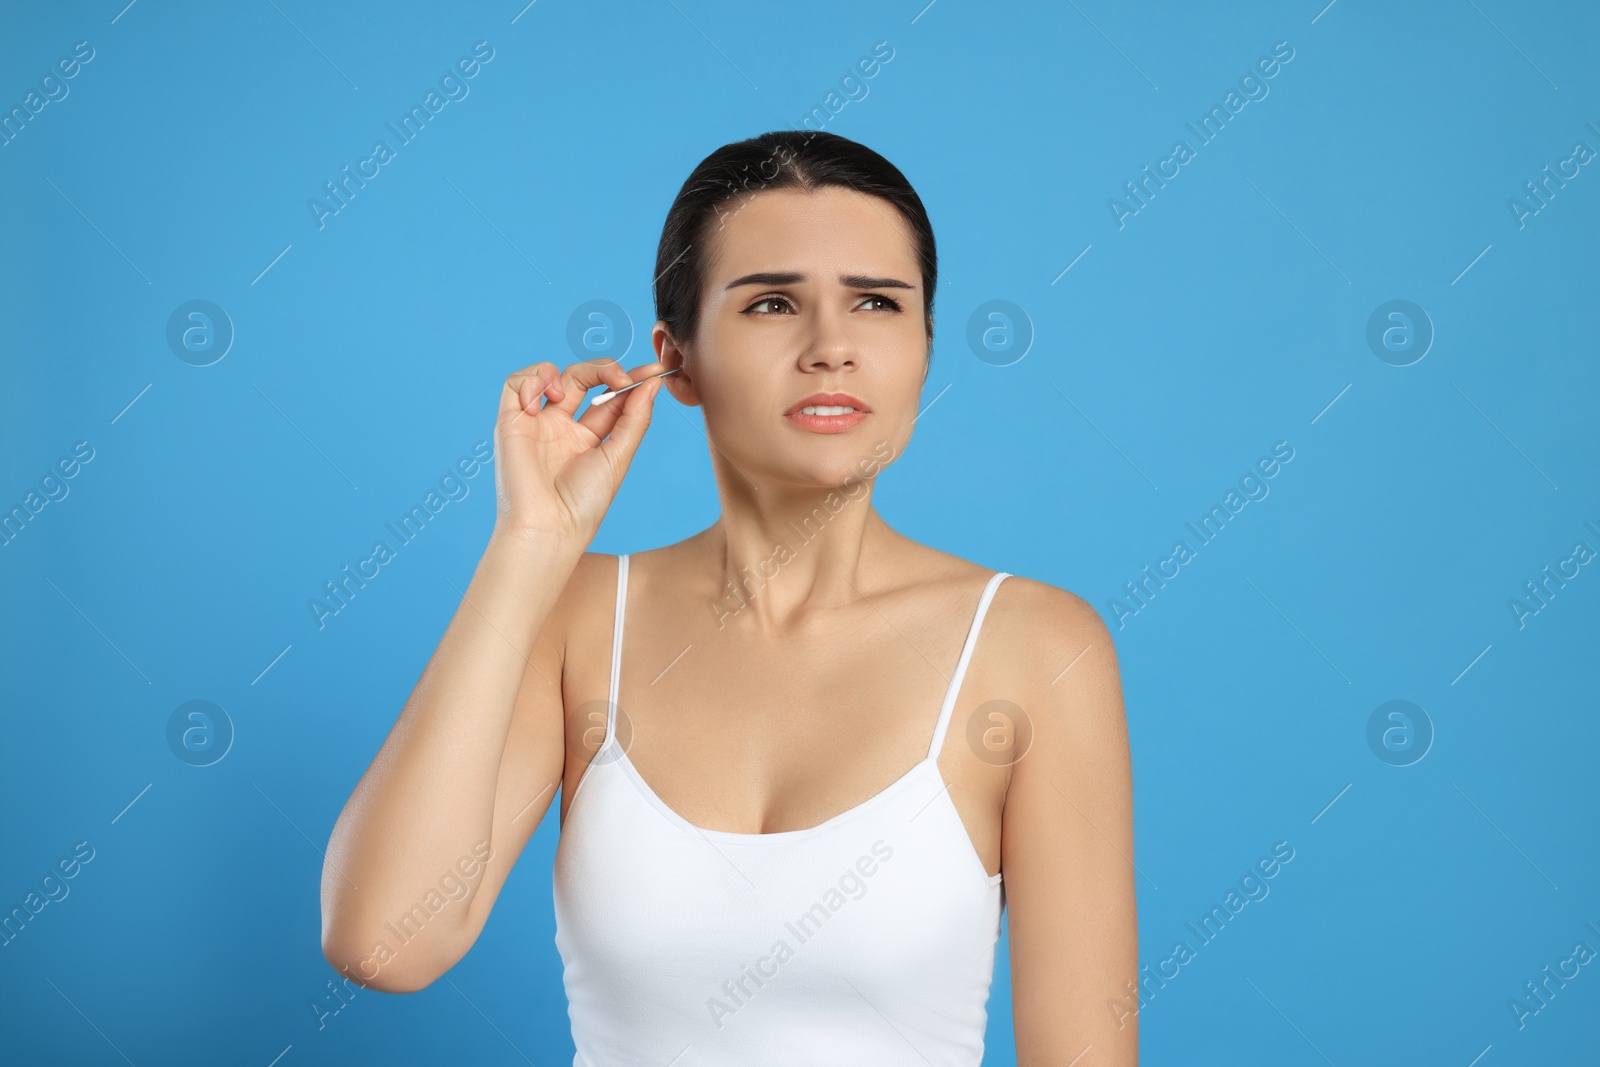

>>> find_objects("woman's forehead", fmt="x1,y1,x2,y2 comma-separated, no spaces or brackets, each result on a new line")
706,187,917,282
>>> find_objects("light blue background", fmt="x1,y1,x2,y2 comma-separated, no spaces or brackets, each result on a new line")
3,1,1597,1064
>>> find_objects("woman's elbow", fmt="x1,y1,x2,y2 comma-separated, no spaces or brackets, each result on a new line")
320,926,439,995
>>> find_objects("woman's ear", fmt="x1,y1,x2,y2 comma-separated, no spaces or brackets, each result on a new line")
672,349,703,406
651,322,702,407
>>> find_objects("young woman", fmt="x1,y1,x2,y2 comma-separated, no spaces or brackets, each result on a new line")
322,130,1137,1065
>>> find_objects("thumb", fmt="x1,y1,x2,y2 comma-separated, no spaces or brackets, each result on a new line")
595,376,661,482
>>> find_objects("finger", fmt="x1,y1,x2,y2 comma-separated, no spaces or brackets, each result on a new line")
544,358,638,421
594,372,663,482
501,362,564,420
574,360,669,437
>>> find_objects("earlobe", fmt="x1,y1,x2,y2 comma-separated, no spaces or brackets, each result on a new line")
665,361,705,408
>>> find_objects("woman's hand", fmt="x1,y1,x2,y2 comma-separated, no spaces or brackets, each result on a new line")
491,358,667,544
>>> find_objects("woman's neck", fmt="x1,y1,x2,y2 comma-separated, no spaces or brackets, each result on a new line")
692,502,905,630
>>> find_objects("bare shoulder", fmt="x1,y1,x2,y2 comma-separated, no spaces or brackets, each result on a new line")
560,539,712,646
976,568,1126,723
990,573,1116,664
893,541,1122,699
889,544,1109,657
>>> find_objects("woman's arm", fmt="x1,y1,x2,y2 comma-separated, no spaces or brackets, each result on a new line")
318,357,664,993
318,526,585,993
1004,585,1139,1065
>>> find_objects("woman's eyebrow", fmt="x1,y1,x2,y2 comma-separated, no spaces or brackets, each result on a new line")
723,271,915,291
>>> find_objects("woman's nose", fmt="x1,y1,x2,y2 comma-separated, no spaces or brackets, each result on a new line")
799,310,856,369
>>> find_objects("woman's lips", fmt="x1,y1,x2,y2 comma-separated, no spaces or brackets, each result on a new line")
785,409,868,433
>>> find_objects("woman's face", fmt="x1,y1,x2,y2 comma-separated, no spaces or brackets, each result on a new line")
656,185,929,489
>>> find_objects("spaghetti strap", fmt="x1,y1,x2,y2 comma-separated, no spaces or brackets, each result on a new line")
604,553,629,751
928,570,1012,762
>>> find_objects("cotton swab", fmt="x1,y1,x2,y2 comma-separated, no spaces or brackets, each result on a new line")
589,366,682,406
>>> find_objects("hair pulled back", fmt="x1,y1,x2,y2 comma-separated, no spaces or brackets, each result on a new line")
653,130,937,352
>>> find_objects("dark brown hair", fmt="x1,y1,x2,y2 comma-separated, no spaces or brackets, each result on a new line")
653,130,937,355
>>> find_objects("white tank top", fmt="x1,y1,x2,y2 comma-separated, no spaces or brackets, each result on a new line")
552,554,1012,1065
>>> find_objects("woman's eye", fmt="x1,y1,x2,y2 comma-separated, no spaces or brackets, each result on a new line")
744,295,901,314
